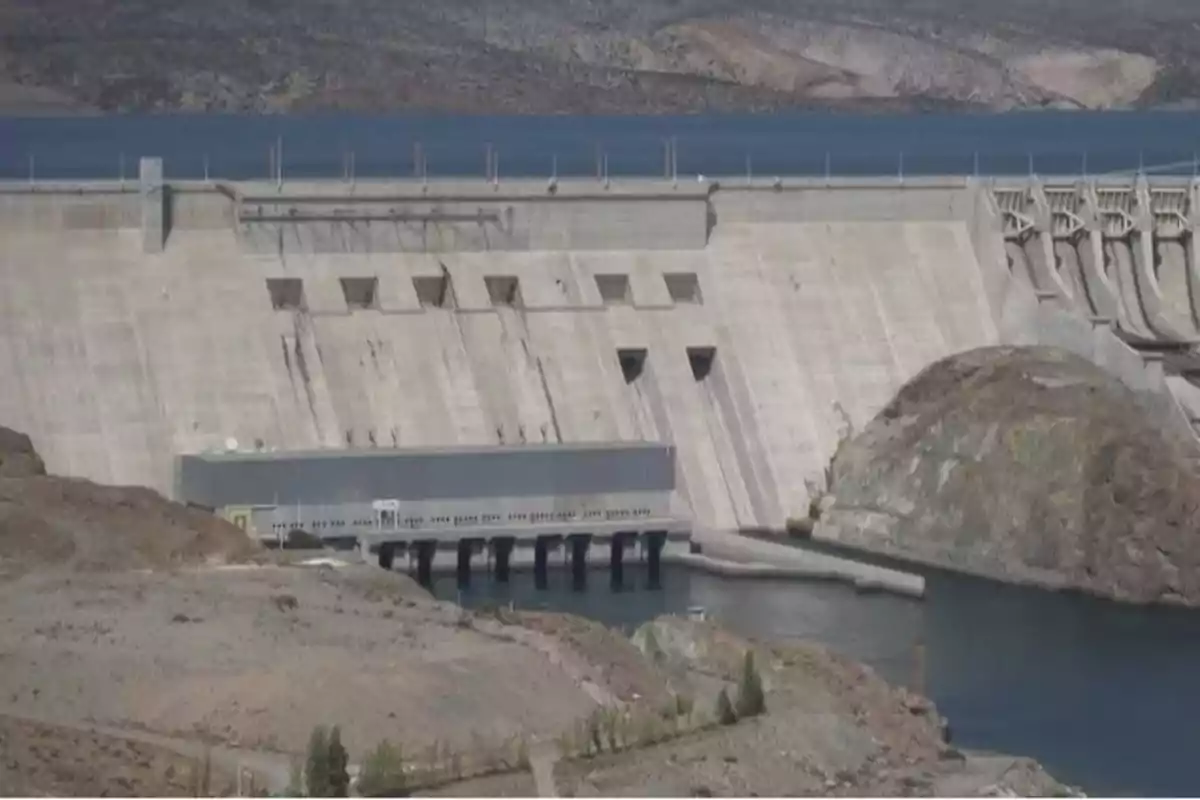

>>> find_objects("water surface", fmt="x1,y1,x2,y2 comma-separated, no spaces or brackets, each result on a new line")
431,563,1200,797
5,111,1200,180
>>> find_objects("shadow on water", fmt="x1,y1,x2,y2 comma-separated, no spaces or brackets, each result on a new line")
430,555,1200,797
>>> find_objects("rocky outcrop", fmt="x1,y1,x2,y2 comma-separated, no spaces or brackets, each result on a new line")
0,424,258,575
0,427,45,478
816,345,1200,606
618,616,1076,797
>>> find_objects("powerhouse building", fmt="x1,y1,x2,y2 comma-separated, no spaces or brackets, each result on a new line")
175,441,684,543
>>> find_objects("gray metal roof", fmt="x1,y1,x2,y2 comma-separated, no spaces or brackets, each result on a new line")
176,442,675,508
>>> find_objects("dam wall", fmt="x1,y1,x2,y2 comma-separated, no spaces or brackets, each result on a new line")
3,161,1197,531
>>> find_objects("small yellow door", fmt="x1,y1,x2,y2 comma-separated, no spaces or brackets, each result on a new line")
222,506,254,534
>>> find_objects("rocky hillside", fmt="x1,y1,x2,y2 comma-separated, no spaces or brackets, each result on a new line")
0,425,259,576
0,0,1192,113
815,346,1200,607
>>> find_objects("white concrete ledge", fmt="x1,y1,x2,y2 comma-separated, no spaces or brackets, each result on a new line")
686,531,926,599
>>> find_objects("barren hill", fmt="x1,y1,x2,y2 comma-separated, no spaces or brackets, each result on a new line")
0,0,1194,114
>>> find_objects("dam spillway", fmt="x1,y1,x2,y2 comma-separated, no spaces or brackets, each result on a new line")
2,160,1199,531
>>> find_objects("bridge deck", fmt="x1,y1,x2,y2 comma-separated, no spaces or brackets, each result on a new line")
359,517,691,550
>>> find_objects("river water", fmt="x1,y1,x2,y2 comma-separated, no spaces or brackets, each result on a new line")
430,560,1200,797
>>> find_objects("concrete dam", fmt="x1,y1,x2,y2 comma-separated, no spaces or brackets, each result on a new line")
2,160,1198,532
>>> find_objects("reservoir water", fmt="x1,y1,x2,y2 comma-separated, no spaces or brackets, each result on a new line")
430,561,1200,798
4,111,1200,181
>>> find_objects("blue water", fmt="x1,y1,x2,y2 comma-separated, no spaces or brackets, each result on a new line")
431,562,1200,797
3,111,1200,181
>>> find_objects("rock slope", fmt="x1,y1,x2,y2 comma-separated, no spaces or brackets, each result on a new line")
0,0,1185,113
0,425,258,576
816,346,1200,606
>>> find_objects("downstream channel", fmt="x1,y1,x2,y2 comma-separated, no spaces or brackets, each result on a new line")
430,558,1200,797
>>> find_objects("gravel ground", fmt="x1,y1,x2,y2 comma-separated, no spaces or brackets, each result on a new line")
0,563,648,762
0,714,237,797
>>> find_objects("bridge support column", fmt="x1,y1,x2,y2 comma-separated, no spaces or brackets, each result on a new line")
378,543,396,571
568,534,591,592
610,532,631,589
645,530,667,590
492,537,515,584
414,540,436,588
456,539,475,589
534,535,559,590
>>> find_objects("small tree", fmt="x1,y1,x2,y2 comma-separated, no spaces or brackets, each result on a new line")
714,688,737,726
736,650,766,718
306,725,331,797
327,726,350,797
358,739,407,798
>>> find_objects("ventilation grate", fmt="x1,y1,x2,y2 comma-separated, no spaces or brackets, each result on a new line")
687,346,716,381
340,277,379,311
595,274,632,305
413,275,456,309
617,348,647,383
266,278,305,311
485,275,523,307
664,272,703,304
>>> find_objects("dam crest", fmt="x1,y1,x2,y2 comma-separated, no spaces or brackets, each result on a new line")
2,159,1198,531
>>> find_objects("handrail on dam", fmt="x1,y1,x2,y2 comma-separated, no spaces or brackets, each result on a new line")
8,173,1191,195
9,171,1200,198
5,121,1200,181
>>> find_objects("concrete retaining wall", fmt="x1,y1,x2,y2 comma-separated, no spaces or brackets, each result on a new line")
10,168,1191,533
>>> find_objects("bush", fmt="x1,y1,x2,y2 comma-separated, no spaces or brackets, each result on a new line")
306,726,331,797
358,739,407,798
328,726,350,797
736,650,766,718
715,688,737,726
304,724,350,797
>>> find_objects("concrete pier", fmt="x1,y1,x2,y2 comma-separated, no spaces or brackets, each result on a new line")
361,524,688,590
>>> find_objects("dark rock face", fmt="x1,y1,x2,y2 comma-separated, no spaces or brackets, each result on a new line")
0,426,46,478
816,346,1200,606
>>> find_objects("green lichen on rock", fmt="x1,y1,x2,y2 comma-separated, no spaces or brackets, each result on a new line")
817,345,1200,605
